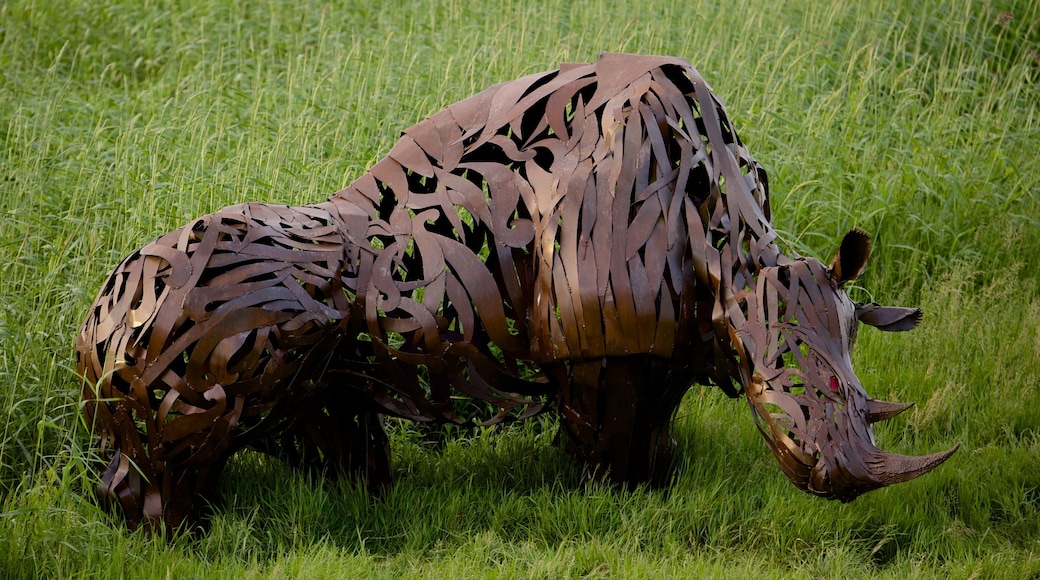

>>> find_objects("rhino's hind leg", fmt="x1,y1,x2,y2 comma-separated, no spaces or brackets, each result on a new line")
92,428,234,533
258,398,392,494
557,356,687,486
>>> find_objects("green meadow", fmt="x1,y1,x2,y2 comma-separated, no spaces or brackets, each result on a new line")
1,0,1038,577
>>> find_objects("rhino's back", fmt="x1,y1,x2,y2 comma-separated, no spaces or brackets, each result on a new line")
330,52,769,368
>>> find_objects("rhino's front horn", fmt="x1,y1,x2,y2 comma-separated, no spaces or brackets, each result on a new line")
865,444,960,486
865,399,915,423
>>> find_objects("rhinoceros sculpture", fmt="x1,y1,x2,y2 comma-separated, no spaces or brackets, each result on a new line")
76,52,956,532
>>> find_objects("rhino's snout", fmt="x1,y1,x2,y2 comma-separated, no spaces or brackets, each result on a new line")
747,373,958,501
808,440,960,502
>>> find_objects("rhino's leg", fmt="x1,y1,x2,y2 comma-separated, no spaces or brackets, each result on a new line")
556,355,687,486
150,454,229,534
259,393,392,494
96,378,392,534
89,400,236,533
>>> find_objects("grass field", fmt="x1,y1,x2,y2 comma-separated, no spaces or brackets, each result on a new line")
1,0,1039,577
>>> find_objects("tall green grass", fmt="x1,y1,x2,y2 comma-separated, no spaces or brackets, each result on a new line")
1,0,1038,577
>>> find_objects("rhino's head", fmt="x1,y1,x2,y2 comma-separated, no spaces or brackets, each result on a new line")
736,229,957,501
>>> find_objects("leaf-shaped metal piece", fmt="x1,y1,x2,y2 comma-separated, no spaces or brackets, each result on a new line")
77,53,954,533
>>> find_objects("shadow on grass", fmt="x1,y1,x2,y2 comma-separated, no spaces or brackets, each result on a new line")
195,402,759,556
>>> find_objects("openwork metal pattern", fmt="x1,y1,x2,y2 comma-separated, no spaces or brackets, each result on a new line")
77,53,956,532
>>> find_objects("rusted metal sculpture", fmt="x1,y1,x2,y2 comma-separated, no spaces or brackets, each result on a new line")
77,52,957,532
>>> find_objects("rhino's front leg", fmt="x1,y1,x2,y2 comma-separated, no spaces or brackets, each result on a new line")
555,356,689,486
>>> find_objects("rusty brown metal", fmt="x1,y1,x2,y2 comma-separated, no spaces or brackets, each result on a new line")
76,52,955,532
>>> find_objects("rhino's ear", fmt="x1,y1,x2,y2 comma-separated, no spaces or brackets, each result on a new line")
829,228,871,285
856,303,923,332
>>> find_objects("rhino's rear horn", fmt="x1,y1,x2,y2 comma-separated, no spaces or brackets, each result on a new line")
866,444,960,486
866,399,915,423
